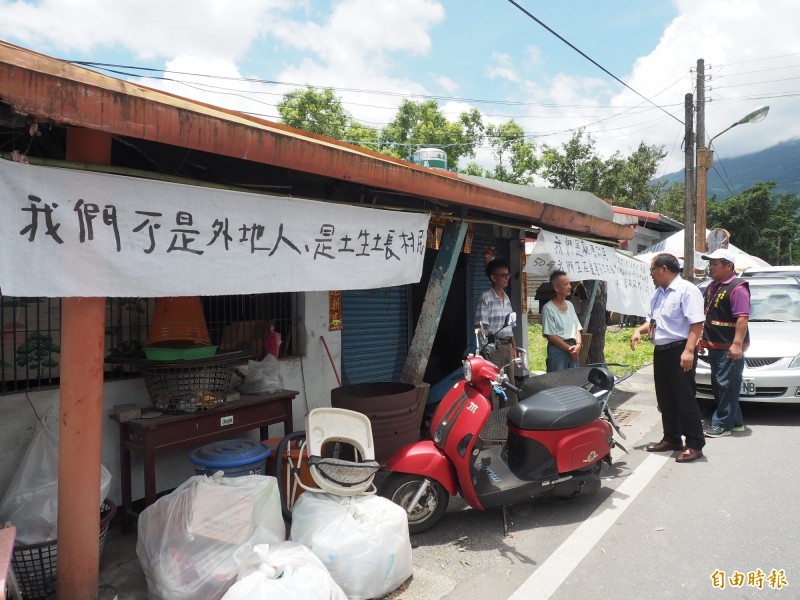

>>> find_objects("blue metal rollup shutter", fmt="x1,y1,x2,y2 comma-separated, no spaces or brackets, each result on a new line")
341,285,410,384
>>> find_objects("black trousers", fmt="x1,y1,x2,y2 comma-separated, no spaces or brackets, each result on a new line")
652,344,705,451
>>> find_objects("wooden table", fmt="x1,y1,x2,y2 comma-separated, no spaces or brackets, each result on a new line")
114,389,297,531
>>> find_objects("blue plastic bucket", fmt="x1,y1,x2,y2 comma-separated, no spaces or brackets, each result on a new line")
190,439,272,477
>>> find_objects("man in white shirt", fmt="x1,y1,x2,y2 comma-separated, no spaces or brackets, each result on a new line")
631,253,705,463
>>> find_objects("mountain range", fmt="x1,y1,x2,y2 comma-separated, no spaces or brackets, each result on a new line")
655,138,800,199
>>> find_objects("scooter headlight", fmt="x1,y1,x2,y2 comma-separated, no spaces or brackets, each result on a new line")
463,359,473,382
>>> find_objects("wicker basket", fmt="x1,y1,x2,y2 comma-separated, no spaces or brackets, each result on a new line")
11,498,116,600
140,356,240,414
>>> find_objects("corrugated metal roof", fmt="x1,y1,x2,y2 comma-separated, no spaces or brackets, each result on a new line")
0,40,632,241
459,174,613,221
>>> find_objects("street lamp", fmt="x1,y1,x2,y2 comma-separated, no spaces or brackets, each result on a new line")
695,106,770,254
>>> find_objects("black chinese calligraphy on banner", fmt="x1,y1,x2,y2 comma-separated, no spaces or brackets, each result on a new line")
0,160,430,297
524,229,652,317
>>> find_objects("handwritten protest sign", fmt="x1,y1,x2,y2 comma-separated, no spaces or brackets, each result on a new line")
525,229,652,317
0,160,429,297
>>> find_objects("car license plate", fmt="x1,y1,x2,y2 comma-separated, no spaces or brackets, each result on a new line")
741,379,756,396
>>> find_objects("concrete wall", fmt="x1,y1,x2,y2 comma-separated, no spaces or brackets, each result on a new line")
0,291,341,508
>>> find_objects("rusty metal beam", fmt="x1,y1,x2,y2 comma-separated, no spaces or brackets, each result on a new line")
0,42,632,241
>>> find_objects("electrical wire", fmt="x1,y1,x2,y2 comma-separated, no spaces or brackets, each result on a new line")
503,0,682,125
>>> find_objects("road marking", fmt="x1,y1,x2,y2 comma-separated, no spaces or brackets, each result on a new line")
508,453,670,600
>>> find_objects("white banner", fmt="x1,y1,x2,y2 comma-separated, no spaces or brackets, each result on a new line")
525,229,652,317
0,160,430,297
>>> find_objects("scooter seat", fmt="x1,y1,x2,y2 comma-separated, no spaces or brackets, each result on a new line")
507,385,601,430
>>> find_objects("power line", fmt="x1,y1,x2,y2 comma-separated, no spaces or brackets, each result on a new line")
72,59,638,109
72,60,686,145
503,0,683,125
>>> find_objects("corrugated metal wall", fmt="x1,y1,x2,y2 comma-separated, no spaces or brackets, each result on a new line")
340,285,411,384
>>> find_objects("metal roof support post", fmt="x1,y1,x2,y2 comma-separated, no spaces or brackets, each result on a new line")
57,127,111,600
402,220,468,385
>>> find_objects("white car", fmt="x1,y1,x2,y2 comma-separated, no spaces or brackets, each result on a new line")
740,265,800,281
696,277,800,403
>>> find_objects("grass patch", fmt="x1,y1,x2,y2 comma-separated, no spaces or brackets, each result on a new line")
527,323,653,376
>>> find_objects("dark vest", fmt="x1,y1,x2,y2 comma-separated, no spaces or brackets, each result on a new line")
702,278,750,349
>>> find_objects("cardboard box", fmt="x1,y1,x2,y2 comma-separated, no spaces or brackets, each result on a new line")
264,437,317,508
218,320,268,359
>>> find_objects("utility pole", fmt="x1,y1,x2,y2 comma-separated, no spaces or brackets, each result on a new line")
695,58,708,254
683,93,695,280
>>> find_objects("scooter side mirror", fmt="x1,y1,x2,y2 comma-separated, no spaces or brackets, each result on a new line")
505,312,517,327
588,367,615,391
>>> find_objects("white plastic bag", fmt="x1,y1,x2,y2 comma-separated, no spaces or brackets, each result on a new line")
0,414,112,544
136,473,286,600
238,355,283,395
290,493,413,600
222,542,347,600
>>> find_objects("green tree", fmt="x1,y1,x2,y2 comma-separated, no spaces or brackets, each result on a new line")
540,130,601,190
600,143,667,210
380,99,484,169
343,121,379,149
540,131,666,210
480,120,540,185
707,181,800,265
277,88,352,139
652,183,686,223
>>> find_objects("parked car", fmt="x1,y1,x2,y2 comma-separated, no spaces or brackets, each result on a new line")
696,277,800,404
740,265,800,281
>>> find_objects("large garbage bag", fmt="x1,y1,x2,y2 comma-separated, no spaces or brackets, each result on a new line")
0,413,112,545
290,492,412,600
137,473,285,600
221,541,347,600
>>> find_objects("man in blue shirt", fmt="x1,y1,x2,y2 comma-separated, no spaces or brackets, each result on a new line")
631,253,706,463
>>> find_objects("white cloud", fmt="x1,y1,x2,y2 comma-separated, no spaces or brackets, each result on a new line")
486,52,520,82
264,0,445,127
524,45,544,69
433,75,459,94
0,0,293,61
605,0,800,172
482,0,800,176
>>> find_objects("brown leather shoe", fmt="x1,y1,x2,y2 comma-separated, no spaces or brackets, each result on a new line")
676,447,703,463
645,440,683,452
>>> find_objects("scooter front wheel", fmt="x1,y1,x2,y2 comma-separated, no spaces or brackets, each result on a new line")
379,473,449,534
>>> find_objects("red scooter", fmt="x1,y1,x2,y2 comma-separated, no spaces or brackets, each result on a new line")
379,327,628,535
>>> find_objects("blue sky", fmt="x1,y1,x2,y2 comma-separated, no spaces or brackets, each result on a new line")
1,0,798,176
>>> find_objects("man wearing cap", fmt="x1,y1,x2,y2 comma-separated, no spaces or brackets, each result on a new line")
699,248,750,437
631,253,706,462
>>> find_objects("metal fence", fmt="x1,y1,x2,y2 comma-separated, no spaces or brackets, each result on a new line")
1,293,297,394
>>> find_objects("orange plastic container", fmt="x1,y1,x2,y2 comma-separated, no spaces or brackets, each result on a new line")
146,297,211,347
264,437,317,507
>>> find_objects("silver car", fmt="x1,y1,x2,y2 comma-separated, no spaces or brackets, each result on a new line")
696,276,800,403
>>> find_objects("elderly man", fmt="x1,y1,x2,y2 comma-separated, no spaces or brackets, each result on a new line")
699,248,750,437
474,258,516,392
631,253,705,463
541,270,583,372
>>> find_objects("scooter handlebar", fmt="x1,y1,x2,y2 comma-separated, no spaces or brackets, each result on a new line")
504,381,522,395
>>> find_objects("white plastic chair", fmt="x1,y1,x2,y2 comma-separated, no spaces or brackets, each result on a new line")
304,407,380,496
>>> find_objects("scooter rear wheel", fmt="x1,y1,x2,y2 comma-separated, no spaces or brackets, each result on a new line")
379,473,449,534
